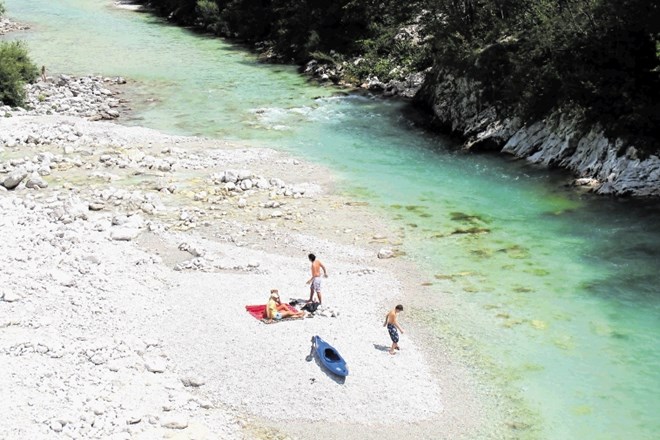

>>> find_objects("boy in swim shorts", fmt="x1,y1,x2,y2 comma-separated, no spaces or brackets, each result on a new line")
384,304,404,355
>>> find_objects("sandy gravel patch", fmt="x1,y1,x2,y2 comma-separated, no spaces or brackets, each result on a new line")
0,114,507,439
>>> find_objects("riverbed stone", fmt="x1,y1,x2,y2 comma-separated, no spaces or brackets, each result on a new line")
145,358,166,373
25,172,48,189
110,228,139,241
49,421,64,433
161,416,188,430
3,169,28,189
2,291,22,302
377,248,394,259
180,375,205,387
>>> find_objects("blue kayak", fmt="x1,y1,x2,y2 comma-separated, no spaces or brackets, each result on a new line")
313,335,349,377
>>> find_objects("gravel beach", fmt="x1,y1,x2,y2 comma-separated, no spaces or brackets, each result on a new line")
0,76,508,439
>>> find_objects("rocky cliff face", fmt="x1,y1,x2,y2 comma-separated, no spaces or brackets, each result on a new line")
415,68,660,197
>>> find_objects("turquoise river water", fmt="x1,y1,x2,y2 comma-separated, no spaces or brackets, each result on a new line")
3,1,659,438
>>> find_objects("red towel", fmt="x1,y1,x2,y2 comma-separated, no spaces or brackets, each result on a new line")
245,304,299,320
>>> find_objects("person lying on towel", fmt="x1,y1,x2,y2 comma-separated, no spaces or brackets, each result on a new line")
266,289,304,322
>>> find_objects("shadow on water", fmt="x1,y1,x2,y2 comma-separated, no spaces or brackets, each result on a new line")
569,196,660,306
583,273,659,307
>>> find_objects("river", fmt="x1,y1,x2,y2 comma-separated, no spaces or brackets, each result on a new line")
3,1,659,438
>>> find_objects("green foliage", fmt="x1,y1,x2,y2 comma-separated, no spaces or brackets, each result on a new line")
424,0,660,147
0,2,6,16
195,0,221,33
0,41,39,107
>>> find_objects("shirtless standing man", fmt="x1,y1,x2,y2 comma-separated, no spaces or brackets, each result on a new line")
384,305,404,354
305,253,328,304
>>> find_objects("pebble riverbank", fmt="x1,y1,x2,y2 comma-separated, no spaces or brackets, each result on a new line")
1,74,128,121
0,68,510,439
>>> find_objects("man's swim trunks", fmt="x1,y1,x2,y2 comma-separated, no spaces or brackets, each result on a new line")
311,277,322,292
387,323,399,343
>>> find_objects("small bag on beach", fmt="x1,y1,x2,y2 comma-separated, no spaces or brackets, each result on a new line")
302,302,319,313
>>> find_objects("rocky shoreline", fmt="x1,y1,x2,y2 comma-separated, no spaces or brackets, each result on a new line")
0,16,29,35
415,68,660,197
1,74,128,121
300,58,427,99
303,60,660,197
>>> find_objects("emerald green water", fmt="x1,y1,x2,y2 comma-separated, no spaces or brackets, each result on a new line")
4,1,659,438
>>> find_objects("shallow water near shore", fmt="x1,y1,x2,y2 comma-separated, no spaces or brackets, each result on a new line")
4,0,660,438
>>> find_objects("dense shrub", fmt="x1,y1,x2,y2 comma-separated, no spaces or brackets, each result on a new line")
0,2,6,16
0,41,39,107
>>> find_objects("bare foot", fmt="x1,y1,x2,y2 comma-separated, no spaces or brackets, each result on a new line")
389,350,396,355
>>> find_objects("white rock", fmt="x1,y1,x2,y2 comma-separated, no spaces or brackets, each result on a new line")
240,179,253,190
223,170,238,183
25,172,48,189
2,291,21,302
49,421,63,432
2,169,28,189
255,178,270,189
50,269,76,287
180,376,205,387
126,414,141,425
237,169,251,180
161,416,188,430
145,358,166,373
140,203,155,214
110,228,139,241
112,215,128,226
574,177,599,187
237,198,247,208
197,399,213,409
90,401,105,415
377,248,395,259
